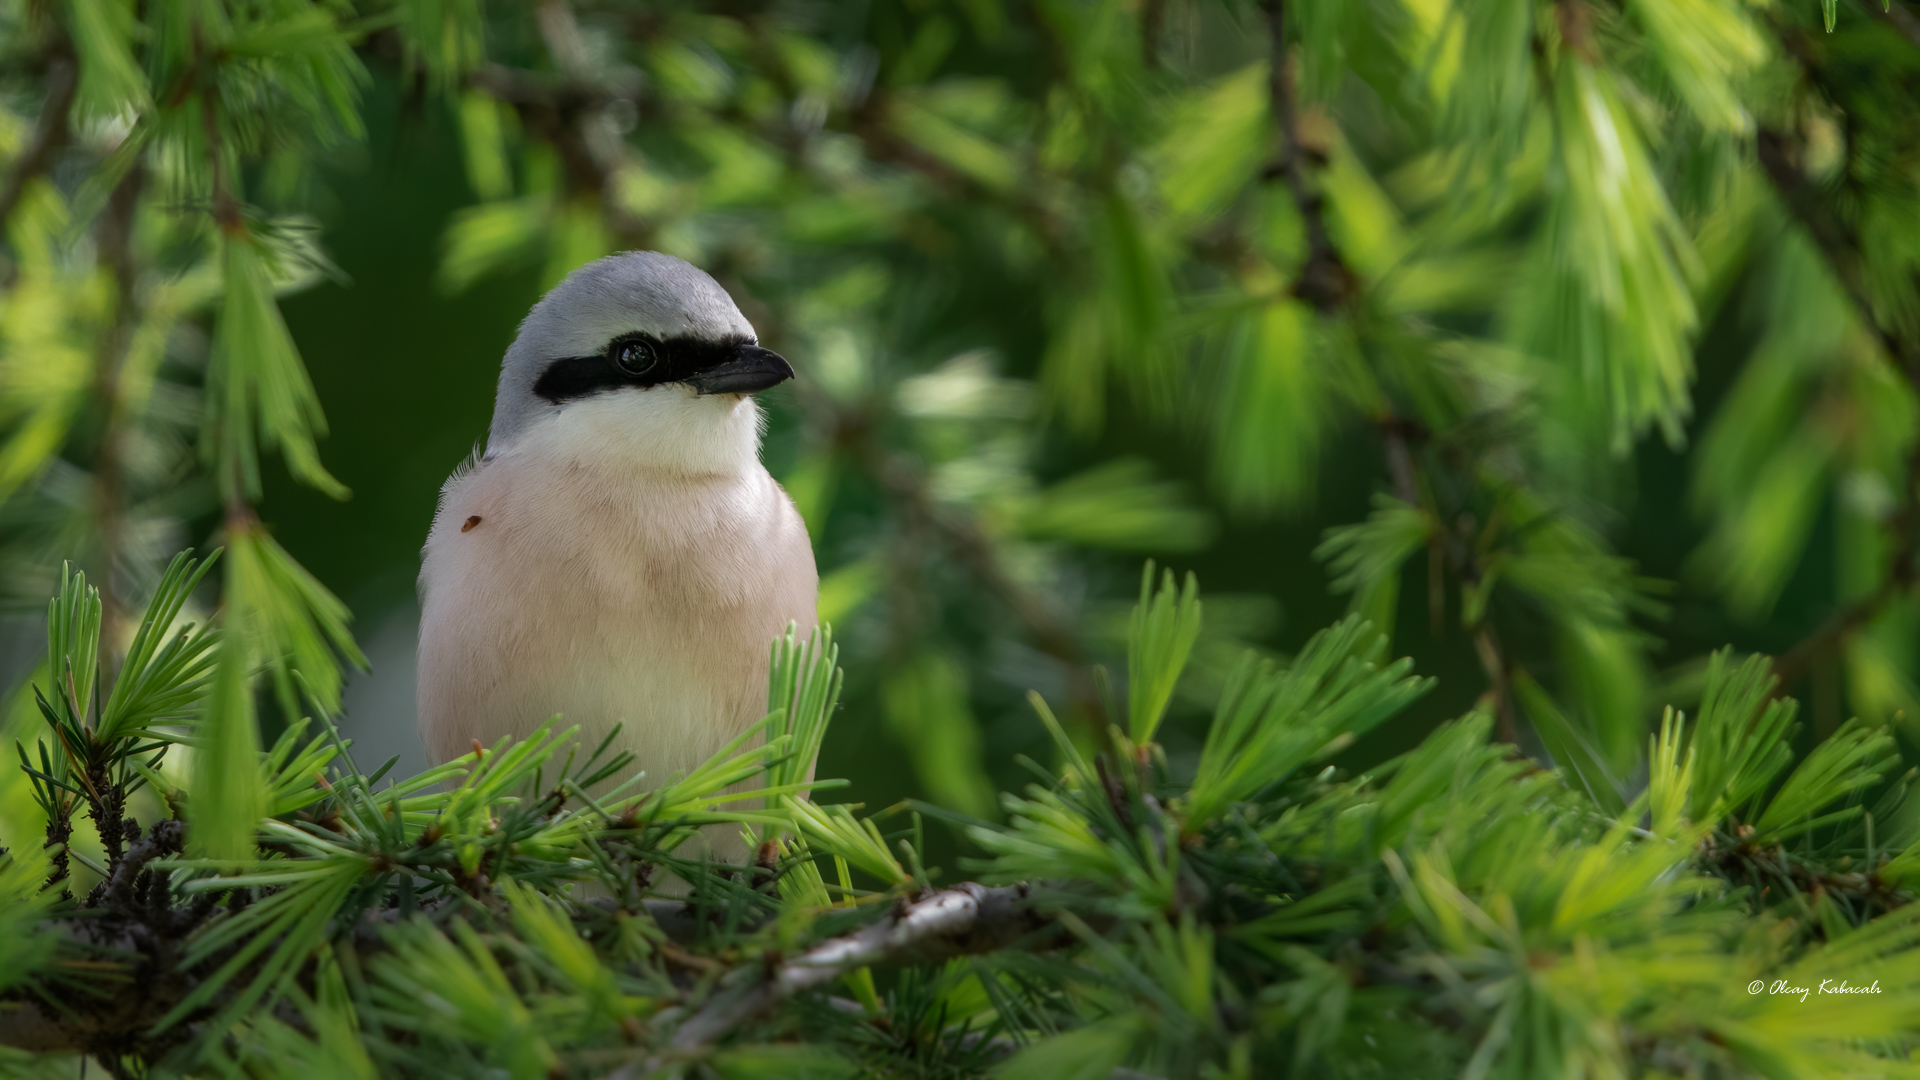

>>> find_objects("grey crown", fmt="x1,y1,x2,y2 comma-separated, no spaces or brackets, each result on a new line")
487,252,759,448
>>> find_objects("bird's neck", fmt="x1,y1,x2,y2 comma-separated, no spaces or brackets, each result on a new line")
490,390,767,479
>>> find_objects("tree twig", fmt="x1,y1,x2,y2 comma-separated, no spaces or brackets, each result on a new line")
611,883,1057,1078
89,163,147,646
1141,0,1166,69
101,821,185,913
848,425,1106,731
0,52,76,241
1852,0,1920,52
467,12,653,251
1757,15,1920,688
1260,0,1533,741
1262,0,1534,741
1754,129,1915,375
1472,624,1520,744
1262,0,1354,313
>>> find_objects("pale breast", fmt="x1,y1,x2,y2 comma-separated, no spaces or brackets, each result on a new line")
415,451,819,802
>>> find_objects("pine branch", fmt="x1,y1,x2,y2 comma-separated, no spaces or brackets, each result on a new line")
44,810,73,899
200,93,242,233
713,4,1076,261
844,103,1071,262
1141,0,1166,69
1263,0,1356,313
613,883,1057,1077
1854,0,1920,52
1472,623,1521,744
1755,9,1920,375
466,55,652,247
1772,578,1904,691
83,760,130,876
845,417,1107,731
1758,13,1920,688
86,163,147,641
1754,128,1917,375
0,1002,71,1054
0,50,76,243
101,820,183,913
1260,0,1537,740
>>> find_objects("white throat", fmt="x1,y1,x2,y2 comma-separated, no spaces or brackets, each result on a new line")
490,386,767,478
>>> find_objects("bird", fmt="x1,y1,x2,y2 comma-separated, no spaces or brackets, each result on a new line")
415,251,818,868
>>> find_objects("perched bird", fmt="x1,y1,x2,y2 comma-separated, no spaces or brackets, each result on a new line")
416,252,818,863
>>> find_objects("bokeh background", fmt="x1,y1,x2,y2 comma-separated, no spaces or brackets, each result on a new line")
4,0,1920,873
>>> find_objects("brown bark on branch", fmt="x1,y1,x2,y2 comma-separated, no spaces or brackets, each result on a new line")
846,424,1107,731
1263,0,1356,313
1261,0,1522,738
1854,0,1920,52
466,40,652,248
1758,15,1920,690
610,883,1060,1078
0,52,77,241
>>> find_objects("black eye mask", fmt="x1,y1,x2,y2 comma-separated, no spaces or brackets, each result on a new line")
533,333,794,402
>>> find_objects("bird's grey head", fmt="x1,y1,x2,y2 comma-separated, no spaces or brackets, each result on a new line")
486,252,793,453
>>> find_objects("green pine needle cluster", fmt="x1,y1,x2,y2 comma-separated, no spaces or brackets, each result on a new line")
1,558,1918,1078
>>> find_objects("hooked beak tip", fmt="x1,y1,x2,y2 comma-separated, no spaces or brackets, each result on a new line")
687,345,794,395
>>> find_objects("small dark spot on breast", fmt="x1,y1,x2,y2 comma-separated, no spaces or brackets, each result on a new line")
461,515,483,533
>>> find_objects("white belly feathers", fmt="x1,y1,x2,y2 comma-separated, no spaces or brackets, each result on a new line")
414,421,818,813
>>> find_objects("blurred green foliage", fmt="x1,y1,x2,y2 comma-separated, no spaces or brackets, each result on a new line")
2,0,1920,1071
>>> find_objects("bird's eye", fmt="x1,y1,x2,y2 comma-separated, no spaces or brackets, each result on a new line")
611,339,658,378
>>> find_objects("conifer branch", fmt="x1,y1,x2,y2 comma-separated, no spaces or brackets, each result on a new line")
1261,0,1531,738
87,163,147,639
0,1001,70,1054
1854,0,1920,52
466,55,652,247
720,4,1074,259
1757,13,1920,688
847,419,1106,730
618,883,1057,1077
1262,0,1355,313
0,51,76,242
1754,128,1917,375
1472,623,1521,744
1141,0,1166,69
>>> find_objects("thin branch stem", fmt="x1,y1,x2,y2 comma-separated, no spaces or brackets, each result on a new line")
1263,0,1523,739
1773,416,1920,689
1263,0,1354,313
200,94,242,232
1472,624,1520,744
1754,129,1915,375
1758,12,1920,688
0,51,76,242
848,422,1105,731
612,883,1056,1078
468,6,654,250
89,164,147,645
101,820,184,913
1853,0,1920,51
1141,0,1166,69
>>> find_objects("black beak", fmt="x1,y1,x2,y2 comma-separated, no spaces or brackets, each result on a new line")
685,345,795,395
